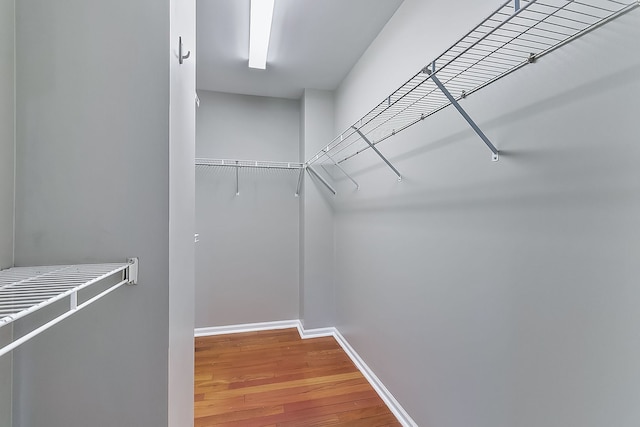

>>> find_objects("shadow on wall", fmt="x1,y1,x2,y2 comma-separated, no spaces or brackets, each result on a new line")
338,63,640,182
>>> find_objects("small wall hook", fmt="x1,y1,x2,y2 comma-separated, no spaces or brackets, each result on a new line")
179,36,191,64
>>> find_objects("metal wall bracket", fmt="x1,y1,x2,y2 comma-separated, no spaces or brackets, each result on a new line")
307,166,336,195
429,63,500,162
235,161,240,195
352,126,402,181
126,257,139,285
295,167,304,197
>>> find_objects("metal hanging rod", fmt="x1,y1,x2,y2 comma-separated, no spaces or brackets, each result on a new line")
0,259,138,358
307,0,639,168
196,157,304,170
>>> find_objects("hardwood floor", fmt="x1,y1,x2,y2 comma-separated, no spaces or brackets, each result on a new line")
194,328,401,427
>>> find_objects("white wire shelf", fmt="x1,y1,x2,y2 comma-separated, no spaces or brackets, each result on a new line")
0,259,138,357
196,157,307,196
196,158,304,170
307,0,638,167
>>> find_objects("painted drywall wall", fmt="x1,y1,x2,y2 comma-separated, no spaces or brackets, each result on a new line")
299,89,337,329
333,1,640,426
12,0,171,426
0,1,14,425
169,0,195,425
0,0,14,270
195,90,299,327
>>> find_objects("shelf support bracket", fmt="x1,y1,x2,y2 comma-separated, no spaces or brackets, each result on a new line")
126,257,139,284
352,126,402,181
307,165,336,196
295,167,304,197
235,161,240,196
429,64,499,161
324,150,359,190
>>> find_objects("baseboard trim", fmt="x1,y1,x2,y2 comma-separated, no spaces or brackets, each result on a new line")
331,329,418,427
298,326,335,339
194,320,300,337
194,320,417,427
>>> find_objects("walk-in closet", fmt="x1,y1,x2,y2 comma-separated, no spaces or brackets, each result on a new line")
2,0,640,426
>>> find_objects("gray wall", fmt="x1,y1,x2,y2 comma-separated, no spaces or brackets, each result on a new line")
13,1,171,426
333,1,640,426
168,0,195,425
299,89,336,329
0,1,14,425
0,0,14,269
195,91,299,327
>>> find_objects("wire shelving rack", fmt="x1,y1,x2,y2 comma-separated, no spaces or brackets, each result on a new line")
196,158,306,196
196,158,304,170
307,0,639,174
0,259,138,357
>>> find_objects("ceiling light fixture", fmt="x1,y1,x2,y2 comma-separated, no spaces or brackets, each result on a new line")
248,0,275,69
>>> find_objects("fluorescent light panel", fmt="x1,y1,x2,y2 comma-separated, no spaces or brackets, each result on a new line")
249,0,275,69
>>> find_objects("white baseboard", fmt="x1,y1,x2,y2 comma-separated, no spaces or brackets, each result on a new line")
194,320,300,337
194,320,417,427
330,329,418,427
297,326,335,339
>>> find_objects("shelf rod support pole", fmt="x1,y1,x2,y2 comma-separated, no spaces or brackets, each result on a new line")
325,150,359,190
295,167,304,197
429,62,499,161
351,126,402,181
235,160,240,196
307,166,336,196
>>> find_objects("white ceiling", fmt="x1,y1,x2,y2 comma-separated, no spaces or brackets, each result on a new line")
196,0,404,99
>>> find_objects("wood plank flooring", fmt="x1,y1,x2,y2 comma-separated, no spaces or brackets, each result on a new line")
195,328,401,427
